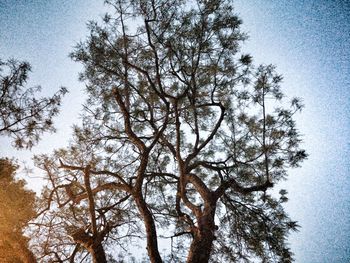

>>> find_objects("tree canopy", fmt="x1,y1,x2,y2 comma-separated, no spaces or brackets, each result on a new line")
0,158,36,263
0,58,67,149
32,0,307,262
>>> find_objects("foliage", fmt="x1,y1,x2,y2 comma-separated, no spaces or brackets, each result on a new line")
0,158,36,263
0,58,67,149
34,0,307,262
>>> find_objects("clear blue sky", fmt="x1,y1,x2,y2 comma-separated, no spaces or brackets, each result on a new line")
0,0,349,262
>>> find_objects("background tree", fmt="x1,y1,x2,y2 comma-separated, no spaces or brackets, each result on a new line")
0,158,36,263
0,57,67,261
35,0,307,262
0,58,67,149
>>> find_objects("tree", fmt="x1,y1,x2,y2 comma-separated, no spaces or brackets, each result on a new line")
0,158,36,263
0,58,67,149
0,57,66,261
34,0,307,262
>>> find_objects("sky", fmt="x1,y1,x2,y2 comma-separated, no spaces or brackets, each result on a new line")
0,0,349,262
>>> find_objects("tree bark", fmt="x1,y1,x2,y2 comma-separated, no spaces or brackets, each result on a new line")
186,204,217,263
71,229,107,263
90,243,107,263
134,195,163,263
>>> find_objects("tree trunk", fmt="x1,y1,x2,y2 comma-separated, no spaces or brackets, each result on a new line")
186,232,215,263
71,229,107,263
186,204,217,263
135,196,163,263
90,243,107,263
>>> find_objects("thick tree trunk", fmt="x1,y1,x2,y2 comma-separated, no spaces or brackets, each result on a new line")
186,231,215,263
135,196,163,263
71,229,107,263
186,204,217,263
90,243,107,263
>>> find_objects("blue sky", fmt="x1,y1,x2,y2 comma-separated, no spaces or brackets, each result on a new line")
234,1,349,262
0,0,349,262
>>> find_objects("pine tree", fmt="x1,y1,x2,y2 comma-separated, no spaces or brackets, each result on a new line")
35,1,307,262
0,58,67,149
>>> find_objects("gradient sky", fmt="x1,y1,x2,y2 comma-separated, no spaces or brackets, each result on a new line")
0,1,349,262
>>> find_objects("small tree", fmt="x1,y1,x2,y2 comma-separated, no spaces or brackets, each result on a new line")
0,58,67,149
0,158,36,263
36,0,307,262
